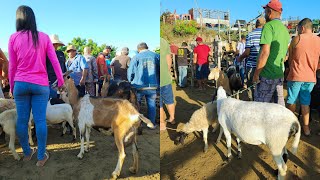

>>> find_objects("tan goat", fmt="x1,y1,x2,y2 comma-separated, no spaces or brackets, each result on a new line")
60,77,154,179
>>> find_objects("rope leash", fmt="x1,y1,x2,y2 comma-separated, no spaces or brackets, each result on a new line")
166,83,260,132
229,82,258,98
212,82,259,103
166,127,178,131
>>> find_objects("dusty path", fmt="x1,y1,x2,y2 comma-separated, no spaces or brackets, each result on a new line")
0,125,160,179
160,83,320,179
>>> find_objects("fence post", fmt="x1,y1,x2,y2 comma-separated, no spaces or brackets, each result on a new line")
171,53,178,84
190,52,194,87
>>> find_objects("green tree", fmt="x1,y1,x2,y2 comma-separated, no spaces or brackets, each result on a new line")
58,37,117,59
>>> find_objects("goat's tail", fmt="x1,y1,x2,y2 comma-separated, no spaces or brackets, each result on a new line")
139,114,154,128
291,121,301,155
217,86,227,100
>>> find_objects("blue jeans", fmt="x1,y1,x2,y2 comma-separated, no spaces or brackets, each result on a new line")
14,81,49,160
178,66,188,87
136,89,157,125
240,66,245,85
49,82,58,99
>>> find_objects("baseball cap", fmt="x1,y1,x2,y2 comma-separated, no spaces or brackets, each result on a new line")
263,0,282,13
196,37,203,42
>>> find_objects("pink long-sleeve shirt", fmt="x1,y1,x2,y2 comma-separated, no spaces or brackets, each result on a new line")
8,31,64,93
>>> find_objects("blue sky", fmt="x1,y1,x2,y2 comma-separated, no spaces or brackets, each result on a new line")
0,0,160,53
161,0,320,24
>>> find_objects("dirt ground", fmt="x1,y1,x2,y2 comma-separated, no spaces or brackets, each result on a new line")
0,125,160,179
160,83,320,180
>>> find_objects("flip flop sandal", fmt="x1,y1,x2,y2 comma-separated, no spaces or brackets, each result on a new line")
23,148,37,161
36,151,49,167
166,119,176,125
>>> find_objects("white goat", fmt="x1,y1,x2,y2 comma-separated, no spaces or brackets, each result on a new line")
29,101,76,145
0,109,32,160
177,101,219,152
216,86,301,180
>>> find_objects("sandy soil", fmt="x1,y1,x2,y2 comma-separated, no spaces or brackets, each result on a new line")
160,83,320,180
0,124,160,179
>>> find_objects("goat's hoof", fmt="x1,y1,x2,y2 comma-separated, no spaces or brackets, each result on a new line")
60,133,64,137
227,155,233,162
14,156,21,161
72,137,76,142
77,153,83,159
84,148,89,153
129,167,137,174
237,151,242,159
282,154,288,163
111,171,119,179
203,146,208,153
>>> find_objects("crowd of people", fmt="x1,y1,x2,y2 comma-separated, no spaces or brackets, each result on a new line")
0,5,160,166
162,0,320,137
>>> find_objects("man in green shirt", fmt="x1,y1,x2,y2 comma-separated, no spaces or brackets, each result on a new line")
253,0,290,106
160,38,176,131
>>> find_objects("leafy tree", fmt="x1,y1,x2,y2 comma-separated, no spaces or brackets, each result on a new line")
58,37,117,59
173,20,198,36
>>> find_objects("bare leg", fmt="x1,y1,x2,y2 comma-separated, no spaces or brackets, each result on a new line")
166,104,175,122
287,104,296,113
301,105,311,135
160,107,166,131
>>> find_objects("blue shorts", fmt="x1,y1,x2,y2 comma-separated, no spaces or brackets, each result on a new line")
160,84,174,107
287,81,315,105
196,63,209,80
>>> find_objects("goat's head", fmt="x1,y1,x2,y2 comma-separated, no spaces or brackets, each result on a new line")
208,67,220,81
59,75,77,104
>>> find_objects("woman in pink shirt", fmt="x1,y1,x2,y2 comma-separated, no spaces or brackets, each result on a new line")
8,5,64,166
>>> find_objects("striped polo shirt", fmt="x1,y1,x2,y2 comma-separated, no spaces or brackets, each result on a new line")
245,28,262,68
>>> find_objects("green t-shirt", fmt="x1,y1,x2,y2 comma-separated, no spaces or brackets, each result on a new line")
259,19,290,79
160,38,172,87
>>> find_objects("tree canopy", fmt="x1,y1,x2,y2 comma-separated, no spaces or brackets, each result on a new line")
58,37,117,58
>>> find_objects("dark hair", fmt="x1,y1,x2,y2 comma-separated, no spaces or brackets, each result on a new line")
16,5,38,47
298,18,313,30
241,35,246,40
137,42,148,50
181,42,188,47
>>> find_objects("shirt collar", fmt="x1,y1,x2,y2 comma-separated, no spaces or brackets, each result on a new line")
139,49,148,53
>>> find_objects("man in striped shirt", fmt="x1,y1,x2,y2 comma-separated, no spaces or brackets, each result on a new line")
238,17,265,100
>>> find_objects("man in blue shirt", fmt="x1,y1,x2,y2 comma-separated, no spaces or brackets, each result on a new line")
66,45,89,97
238,17,265,100
127,42,160,127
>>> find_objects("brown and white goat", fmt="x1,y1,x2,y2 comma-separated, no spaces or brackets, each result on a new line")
60,77,154,179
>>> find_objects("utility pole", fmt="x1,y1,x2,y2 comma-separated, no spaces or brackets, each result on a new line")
238,20,241,42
